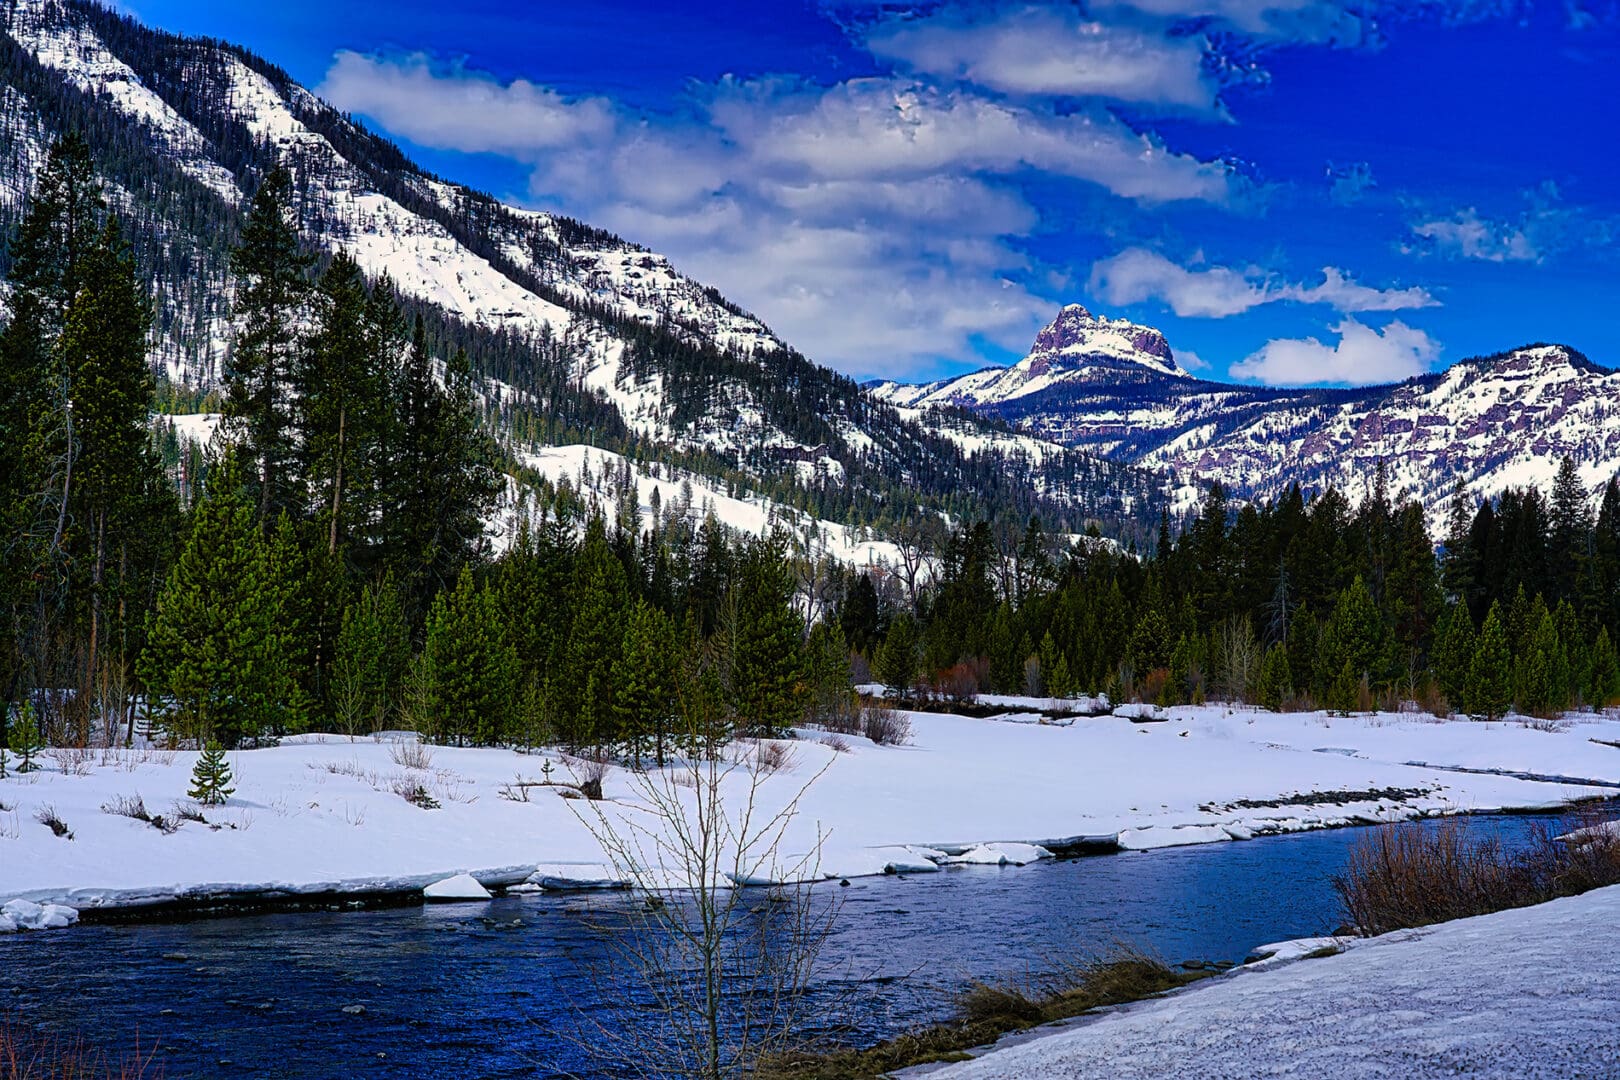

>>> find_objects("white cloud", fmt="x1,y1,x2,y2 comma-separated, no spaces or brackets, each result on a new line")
1090,248,1265,316
1290,266,1438,311
1231,318,1440,385
863,6,1218,110
1327,160,1375,205
319,51,614,156
1089,248,1436,317
1407,207,1542,263
1088,0,1374,42
1175,348,1212,371
321,53,1238,376
704,78,1233,202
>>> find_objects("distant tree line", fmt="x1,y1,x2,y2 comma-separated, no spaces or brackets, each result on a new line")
842,464,1620,719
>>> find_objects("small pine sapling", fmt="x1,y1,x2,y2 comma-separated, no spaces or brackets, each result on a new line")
188,742,236,806
8,704,44,774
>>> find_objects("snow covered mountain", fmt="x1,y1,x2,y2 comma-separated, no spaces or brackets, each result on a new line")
0,0,1167,543
874,307,1620,525
870,303,1184,410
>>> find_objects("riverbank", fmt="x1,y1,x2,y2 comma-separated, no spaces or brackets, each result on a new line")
3,704,1619,927
918,881,1620,1078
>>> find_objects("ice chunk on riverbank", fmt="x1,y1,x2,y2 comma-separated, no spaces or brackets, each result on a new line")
423,874,491,901
941,842,1052,866
881,846,946,873
1243,935,1349,968
1,898,80,932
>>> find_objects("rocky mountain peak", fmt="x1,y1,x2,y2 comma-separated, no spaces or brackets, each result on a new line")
1027,303,1180,377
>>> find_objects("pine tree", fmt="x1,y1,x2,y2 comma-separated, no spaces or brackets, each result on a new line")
1256,641,1293,712
1431,603,1477,714
1316,576,1388,694
57,219,168,696
299,253,391,562
613,599,680,764
730,540,808,736
330,578,411,736
1,135,108,725
1548,455,1592,606
1515,606,1568,718
8,702,43,773
1440,478,1477,606
803,619,854,727
226,168,313,528
381,322,498,608
837,572,882,657
138,461,295,747
1327,658,1359,715
874,611,920,692
557,519,629,748
1587,627,1620,707
1595,480,1620,639
416,567,519,746
188,742,236,806
1470,602,1513,721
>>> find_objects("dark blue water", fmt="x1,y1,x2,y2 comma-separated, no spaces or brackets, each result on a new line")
0,813,1568,1079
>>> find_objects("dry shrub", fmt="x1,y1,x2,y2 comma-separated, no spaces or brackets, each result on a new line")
388,740,434,770
35,805,72,840
861,705,911,747
47,747,93,777
1138,667,1170,706
388,774,441,810
101,793,150,821
1334,811,1620,937
0,1023,158,1079
820,734,851,755
752,739,798,776
932,659,988,704
171,802,208,826
566,753,611,800
813,693,864,736
100,793,179,832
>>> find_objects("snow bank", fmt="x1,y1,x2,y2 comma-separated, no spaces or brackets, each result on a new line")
0,898,79,933
927,885,1620,1078
3,707,1618,923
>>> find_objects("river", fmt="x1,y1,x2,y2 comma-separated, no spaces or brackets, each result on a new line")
0,812,1572,1078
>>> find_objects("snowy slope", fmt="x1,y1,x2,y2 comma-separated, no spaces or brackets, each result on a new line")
930,883,1620,1079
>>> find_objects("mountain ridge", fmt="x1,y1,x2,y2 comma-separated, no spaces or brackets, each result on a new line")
0,0,1168,546
872,306,1620,526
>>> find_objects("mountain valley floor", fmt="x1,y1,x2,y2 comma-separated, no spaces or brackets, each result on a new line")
4,702,1619,924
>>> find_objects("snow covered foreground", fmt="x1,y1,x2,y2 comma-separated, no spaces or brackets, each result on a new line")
2,705,1619,931
921,883,1620,1079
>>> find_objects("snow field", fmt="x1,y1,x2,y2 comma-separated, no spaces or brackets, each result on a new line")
924,882,1620,1079
2,706,1618,931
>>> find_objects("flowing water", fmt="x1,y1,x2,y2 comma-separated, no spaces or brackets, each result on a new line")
0,813,1572,1078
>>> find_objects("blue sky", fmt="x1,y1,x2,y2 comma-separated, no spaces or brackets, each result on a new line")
125,0,1620,385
